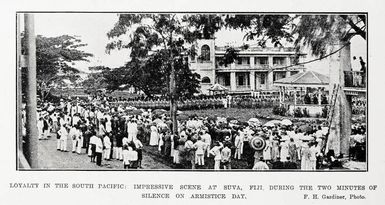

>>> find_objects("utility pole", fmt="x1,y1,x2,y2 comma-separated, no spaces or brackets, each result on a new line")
16,14,23,153
24,13,39,168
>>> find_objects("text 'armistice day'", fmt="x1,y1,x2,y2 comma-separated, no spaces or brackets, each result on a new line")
9,183,377,200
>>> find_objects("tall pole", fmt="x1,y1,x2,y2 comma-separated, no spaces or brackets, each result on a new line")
16,14,23,153
24,13,38,168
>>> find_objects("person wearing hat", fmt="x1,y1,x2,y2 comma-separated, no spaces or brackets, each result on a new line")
69,125,78,153
103,134,112,160
149,122,159,146
280,136,290,162
127,118,138,142
37,117,45,140
89,132,98,162
200,129,212,158
300,142,311,170
221,143,232,170
94,135,104,166
252,157,269,170
133,138,143,168
288,138,299,163
193,136,206,167
57,123,69,152
209,141,223,170
184,136,196,169
262,135,272,163
309,142,318,170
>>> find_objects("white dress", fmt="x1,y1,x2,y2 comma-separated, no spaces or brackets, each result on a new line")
149,125,159,146
280,141,289,162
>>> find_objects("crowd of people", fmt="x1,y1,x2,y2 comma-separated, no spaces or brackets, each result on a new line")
102,95,281,110
27,95,366,170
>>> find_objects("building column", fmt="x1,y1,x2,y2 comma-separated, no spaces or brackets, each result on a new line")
286,70,291,78
294,88,297,105
267,71,274,90
286,56,291,66
255,72,260,90
268,56,273,67
250,71,255,91
250,56,255,67
318,87,322,105
279,86,282,104
230,72,236,91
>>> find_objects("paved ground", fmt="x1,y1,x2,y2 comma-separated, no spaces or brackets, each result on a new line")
37,135,171,170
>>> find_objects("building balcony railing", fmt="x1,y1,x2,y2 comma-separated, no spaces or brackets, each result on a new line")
344,71,366,88
236,85,251,91
215,63,305,70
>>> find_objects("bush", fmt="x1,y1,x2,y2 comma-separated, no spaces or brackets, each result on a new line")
303,108,310,117
272,105,287,116
294,107,303,118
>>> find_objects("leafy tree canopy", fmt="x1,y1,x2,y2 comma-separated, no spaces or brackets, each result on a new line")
105,14,215,98
22,34,93,85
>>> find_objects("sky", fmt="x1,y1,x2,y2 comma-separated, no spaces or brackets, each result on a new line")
29,13,367,75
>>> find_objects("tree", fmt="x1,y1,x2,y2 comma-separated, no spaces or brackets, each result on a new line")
222,14,366,156
222,14,366,56
21,34,93,101
106,14,217,134
82,66,110,95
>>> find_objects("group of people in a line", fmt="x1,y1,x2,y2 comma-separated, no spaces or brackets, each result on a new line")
85,94,282,111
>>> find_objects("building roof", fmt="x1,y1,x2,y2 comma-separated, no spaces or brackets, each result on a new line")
208,83,228,91
273,70,329,88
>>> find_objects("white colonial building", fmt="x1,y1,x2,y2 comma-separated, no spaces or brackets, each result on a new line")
189,39,307,95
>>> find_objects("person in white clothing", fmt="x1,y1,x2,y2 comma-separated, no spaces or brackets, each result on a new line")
149,124,159,146
252,157,269,170
105,118,112,134
37,117,44,140
234,129,244,160
103,135,112,160
193,137,206,166
75,127,83,154
127,119,138,142
200,130,211,157
57,124,68,152
69,125,78,153
210,142,223,170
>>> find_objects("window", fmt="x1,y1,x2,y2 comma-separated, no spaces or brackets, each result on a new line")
273,72,286,81
260,73,266,84
216,57,225,68
290,56,299,65
237,57,242,64
201,77,211,84
273,57,286,66
237,57,250,65
200,45,210,61
256,57,269,65
238,75,244,85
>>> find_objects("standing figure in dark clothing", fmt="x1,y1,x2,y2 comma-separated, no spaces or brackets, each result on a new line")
359,56,366,86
